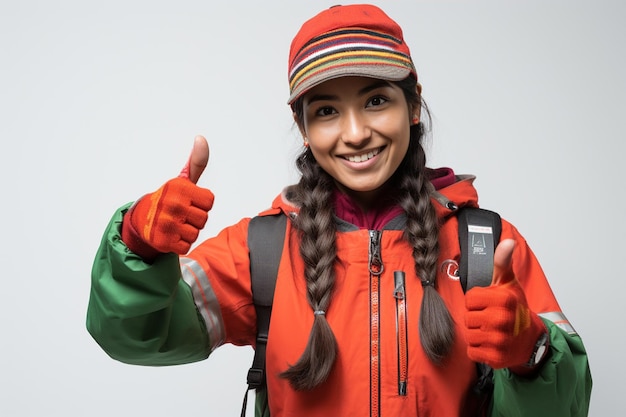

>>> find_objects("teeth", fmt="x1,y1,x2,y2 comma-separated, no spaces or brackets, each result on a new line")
347,148,380,163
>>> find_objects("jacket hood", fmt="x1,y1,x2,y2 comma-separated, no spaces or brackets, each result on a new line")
429,174,479,220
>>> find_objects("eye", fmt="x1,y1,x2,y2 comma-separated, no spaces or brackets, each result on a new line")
314,106,337,117
366,96,388,108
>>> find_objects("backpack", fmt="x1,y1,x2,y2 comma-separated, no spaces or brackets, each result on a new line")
241,207,502,417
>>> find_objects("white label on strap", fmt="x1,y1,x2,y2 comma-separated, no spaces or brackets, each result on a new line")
468,225,493,234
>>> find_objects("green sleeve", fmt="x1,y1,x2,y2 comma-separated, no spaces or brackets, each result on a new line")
86,204,211,366
489,318,592,417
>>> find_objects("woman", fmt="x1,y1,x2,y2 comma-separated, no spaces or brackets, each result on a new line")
87,4,591,416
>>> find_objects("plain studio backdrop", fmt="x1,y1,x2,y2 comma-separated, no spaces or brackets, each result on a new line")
0,0,623,416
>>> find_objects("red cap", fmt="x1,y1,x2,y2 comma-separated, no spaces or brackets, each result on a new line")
287,4,417,105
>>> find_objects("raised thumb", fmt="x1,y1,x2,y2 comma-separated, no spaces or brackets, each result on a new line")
179,135,209,184
491,238,516,286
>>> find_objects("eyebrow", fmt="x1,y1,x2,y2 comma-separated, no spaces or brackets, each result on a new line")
305,80,393,105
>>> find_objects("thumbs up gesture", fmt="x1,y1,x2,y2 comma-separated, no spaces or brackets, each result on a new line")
122,136,215,258
464,239,548,371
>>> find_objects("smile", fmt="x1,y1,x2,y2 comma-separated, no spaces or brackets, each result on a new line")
344,147,382,163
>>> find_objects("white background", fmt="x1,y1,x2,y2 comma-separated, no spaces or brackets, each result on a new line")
1,0,623,415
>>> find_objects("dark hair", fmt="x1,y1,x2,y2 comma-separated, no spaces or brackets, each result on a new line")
282,77,454,390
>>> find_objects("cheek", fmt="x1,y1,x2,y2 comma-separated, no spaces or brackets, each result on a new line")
387,122,411,152
307,143,334,172
387,128,412,172
305,125,338,153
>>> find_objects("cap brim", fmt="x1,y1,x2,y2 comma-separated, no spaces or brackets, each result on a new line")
287,65,411,105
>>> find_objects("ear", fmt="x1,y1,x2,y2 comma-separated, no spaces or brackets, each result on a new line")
293,111,307,138
411,82,423,125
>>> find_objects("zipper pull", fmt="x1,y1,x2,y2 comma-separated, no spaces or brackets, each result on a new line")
368,230,384,275
394,271,405,300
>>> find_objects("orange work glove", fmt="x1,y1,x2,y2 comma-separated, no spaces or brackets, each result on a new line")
122,136,214,259
465,239,548,373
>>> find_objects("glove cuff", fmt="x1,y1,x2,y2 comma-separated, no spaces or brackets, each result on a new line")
121,201,162,262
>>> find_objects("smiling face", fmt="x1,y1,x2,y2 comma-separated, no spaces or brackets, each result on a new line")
297,76,416,208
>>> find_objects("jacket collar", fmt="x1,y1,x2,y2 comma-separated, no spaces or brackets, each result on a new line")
266,172,480,229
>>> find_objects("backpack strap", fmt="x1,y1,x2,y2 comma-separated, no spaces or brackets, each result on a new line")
241,214,288,417
456,206,502,399
457,207,502,293
242,207,501,414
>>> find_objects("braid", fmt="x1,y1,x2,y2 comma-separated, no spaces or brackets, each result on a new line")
279,147,339,390
398,123,455,363
282,78,453,386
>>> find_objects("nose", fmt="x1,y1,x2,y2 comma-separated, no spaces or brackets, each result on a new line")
340,110,371,147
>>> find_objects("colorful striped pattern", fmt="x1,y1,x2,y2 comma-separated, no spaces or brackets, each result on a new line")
288,28,416,104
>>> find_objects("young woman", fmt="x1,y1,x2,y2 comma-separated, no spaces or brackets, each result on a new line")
87,4,591,416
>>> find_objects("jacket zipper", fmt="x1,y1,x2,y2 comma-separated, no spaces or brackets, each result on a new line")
394,271,408,396
368,230,383,417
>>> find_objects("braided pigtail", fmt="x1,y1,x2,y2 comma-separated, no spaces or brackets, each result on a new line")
279,147,339,390
398,123,455,363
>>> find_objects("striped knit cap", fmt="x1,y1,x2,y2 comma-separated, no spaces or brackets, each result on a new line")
287,4,417,105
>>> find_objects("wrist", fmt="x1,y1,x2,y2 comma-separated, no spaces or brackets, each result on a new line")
509,324,549,376
524,331,549,367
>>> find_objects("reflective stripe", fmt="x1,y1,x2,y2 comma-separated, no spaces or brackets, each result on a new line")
180,257,226,351
539,311,577,335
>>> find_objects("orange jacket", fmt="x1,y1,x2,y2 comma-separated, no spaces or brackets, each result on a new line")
182,175,563,416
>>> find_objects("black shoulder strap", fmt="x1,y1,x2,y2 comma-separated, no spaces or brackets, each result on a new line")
457,206,502,398
242,208,501,413
457,207,502,293
242,214,288,417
